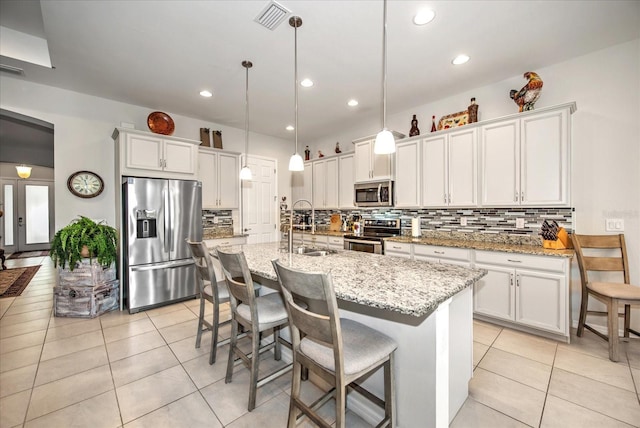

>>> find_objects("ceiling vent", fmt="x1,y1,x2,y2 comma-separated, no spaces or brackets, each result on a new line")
254,1,290,30
0,64,25,76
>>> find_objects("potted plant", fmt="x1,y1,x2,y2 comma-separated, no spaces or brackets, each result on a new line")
50,216,118,271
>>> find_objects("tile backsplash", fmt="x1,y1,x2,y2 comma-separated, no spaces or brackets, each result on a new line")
284,207,574,236
202,209,233,236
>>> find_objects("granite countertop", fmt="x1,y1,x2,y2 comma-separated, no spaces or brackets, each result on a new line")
203,232,248,240
386,236,574,258
291,229,345,237
211,242,487,318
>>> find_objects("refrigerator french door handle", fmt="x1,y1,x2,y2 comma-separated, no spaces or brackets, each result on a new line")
130,259,194,272
164,186,171,255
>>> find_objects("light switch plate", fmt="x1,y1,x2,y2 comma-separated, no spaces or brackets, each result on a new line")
460,217,468,226
605,218,624,231
516,218,525,229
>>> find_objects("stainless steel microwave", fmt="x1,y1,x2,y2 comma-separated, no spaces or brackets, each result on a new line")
354,180,394,207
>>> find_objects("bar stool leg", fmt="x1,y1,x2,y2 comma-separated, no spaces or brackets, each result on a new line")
608,297,620,362
248,326,261,411
226,318,239,384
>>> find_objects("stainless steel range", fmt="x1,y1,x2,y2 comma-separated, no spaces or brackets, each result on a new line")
343,219,401,254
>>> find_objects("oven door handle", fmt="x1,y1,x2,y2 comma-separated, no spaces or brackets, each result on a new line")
345,238,382,246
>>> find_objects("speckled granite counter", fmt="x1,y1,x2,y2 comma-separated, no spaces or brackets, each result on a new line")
213,242,486,318
290,228,345,237
387,235,574,258
202,230,248,240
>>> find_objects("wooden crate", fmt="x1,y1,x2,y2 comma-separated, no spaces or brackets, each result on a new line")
54,279,119,318
57,259,116,287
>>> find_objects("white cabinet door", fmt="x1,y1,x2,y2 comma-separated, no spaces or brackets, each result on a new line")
312,161,326,208
473,264,515,322
354,140,373,182
217,152,239,208
384,241,412,259
163,140,197,174
521,109,568,206
198,150,218,209
480,119,520,206
325,158,338,209
338,154,355,209
448,128,477,207
515,269,566,334
327,236,344,250
422,135,447,206
354,139,392,182
395,140,420,207
291,163,313,204
125,133,163,171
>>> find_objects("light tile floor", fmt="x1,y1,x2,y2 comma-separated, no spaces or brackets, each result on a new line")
0,255,639,427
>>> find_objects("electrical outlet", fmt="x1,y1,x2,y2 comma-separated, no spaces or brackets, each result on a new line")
460,217,467,226
213,216,219,224
516,218,525,229
605,218,624,232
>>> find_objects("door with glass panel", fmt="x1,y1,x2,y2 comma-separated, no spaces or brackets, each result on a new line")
1,179,54,253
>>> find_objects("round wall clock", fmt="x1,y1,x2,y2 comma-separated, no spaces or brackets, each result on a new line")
67,171,104,198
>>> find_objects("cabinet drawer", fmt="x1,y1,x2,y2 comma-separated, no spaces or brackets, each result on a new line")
205,236,247,247
413,244,471,261
475,250,567,272
385,241,412,254
327,236,344,246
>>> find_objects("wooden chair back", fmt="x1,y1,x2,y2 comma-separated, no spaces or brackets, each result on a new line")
272,259,343,366
216,248,256,313
573,234,630,285
186,240,218,295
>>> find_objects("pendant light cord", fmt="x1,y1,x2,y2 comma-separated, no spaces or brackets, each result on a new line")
381,0,388,130
244,62,249,166
294,20,299,155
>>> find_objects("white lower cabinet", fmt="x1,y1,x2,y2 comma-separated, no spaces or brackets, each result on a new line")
384,241,412,259
413,245,471,267
473,250,568,338
327,236,344,250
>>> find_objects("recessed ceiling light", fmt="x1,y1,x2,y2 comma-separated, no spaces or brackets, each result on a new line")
413,9,435,25
200,90,212,97
452,54,470,65
286,125,294,131
347,99,359,107
300,78,313,87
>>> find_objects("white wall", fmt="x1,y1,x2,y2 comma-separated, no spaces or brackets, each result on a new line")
311,39,640,331
0,78,295,229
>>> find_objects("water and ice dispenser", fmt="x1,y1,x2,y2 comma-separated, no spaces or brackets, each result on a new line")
135,210,157,238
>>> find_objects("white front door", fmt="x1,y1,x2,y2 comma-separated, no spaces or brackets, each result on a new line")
1,179,55,253
242,156,277,244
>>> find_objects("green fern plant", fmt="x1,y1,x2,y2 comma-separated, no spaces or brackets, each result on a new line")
50,216,117,270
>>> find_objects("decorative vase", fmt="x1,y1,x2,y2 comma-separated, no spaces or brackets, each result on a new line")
409,114,420,137
468,98,478,123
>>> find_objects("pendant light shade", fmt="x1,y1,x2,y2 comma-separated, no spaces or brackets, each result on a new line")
374,0,395,155
16,164,32,179
240,60,253,180
288,16,304,172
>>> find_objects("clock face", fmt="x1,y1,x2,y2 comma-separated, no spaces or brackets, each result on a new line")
67,171,104,198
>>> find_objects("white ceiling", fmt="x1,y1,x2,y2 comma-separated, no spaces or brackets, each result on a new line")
1,0,639,143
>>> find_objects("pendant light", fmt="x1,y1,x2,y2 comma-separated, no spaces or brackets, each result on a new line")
288,16,304,172
374,0,395,154
240,60,253,180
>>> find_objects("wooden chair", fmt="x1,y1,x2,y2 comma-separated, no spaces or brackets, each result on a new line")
186,240,231,364
272,259,397,428
216,248,292,411
573,234,640,361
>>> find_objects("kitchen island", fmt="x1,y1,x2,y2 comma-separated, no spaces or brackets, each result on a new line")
211,242,486,427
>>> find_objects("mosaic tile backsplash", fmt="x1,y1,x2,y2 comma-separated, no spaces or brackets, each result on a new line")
282,207,574,237
202,209,233,236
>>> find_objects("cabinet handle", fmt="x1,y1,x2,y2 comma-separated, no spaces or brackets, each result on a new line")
510,274,514,286
434,251,445,255
392,246,401,250
514,192,518,202
507,259,522,263
516,274,520,287
444,194,447,204
520,192,524,202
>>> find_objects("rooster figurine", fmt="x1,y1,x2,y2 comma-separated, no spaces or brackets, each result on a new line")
510,72,543,112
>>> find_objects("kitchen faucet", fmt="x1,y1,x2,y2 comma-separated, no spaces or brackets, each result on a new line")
289,199,314,252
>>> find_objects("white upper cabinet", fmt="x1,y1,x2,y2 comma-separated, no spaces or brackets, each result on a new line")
338,154,355,209
354,139,392,182
115,129,198,179
394,140,421,207
312,158,338,209
422,128,477,207
198,148,239,209
291,162,312,204
480,104,571,206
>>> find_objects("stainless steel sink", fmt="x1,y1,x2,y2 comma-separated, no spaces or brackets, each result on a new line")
292,247,337,256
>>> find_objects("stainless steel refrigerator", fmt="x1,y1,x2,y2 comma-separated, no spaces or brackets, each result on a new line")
122,177,202,313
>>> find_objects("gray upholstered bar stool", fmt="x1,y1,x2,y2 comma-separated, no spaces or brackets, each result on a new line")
186,240,231,364
272,260,397,428
216,248,292,411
